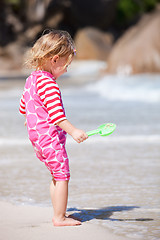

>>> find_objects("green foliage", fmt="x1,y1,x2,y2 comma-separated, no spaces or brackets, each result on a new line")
4,0,21,4
116,0,160,25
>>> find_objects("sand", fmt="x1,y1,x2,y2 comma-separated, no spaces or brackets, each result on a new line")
0,201,133,240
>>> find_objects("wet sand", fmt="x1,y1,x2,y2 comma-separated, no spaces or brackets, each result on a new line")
0,201,131,240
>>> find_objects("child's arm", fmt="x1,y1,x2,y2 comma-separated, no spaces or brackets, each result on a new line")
36,77,87,142
19,93,26,115
19,93,27,126
56,119,88,143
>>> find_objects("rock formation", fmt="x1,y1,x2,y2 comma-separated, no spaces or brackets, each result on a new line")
106,8,160,74
0,0,159,73
74,28,113,60
0,0,118,71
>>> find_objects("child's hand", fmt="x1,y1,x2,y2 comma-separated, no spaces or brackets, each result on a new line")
71,129,88,143
56,119,88,143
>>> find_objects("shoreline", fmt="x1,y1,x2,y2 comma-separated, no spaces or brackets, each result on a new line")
0,200,134,240
0,67,159,240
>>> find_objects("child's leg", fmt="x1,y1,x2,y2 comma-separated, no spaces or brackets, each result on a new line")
50,178,56,205
50,179,81,226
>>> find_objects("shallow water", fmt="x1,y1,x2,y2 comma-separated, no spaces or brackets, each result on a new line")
0,65,160,240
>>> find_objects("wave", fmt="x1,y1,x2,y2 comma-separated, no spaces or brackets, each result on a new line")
0,135,160,146
0,138,30,146
66,60,106,77
86,74,160,103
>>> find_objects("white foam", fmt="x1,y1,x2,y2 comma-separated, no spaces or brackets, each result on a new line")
65,60,106,77
86,74,160,103
68,135,160,144
0,138,30,146
0,135,160,146
134,208,160,213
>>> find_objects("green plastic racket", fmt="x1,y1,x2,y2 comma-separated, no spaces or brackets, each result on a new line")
86,123,116,137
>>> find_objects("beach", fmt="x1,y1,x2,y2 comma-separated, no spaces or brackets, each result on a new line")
0,201,131,240
0,61,160,240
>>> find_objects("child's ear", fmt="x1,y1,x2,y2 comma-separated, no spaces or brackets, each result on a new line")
51,55,59,64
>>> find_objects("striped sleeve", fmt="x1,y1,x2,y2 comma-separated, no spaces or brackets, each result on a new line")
19,93,26,115
37,77,66,125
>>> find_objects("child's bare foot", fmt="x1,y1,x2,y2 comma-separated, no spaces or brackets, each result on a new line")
52,216,81,226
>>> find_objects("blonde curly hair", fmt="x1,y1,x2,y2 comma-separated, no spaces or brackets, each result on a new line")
25,29,76,69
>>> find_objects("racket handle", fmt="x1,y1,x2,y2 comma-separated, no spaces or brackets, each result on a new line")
86,129,99,136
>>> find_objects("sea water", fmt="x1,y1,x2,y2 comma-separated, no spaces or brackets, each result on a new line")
0,62,160,240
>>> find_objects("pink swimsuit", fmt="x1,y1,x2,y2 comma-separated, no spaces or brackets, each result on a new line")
19,70,70,181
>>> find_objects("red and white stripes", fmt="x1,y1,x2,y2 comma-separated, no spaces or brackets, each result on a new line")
19,94,26,115
36,77,66,124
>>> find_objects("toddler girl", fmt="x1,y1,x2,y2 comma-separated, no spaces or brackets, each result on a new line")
19,30,88,226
